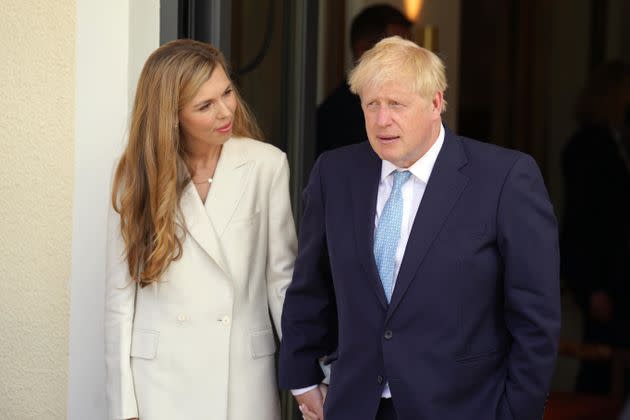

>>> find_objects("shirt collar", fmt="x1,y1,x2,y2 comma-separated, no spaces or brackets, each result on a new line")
380,123,445,184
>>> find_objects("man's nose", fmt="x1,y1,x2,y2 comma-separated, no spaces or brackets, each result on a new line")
376,107,392,126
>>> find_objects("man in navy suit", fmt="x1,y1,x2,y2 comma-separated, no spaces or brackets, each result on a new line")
279,37,560,420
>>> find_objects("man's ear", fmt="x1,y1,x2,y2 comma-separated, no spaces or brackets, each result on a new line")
431,91,444,115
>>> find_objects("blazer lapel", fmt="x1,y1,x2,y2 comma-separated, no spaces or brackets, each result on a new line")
350,143,388,309
387,130,470,318
205,138,253,237
180,182,230,275
179,138,252,276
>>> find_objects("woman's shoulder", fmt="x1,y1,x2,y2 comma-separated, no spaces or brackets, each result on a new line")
229,136,286,162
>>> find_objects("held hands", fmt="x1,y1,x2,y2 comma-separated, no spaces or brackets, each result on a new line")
297,384,328,420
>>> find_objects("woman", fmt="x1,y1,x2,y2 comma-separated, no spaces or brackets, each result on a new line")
105,39,297,420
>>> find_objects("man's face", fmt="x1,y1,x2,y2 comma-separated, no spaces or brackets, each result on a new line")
361,79,442,168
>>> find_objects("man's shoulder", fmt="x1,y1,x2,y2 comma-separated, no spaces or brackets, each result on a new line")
457,134,530,171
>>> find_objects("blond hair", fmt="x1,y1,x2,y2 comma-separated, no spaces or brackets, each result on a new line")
348,36,448,112
112,39,263,286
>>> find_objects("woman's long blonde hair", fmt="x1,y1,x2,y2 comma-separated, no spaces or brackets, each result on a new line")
112,39,263,286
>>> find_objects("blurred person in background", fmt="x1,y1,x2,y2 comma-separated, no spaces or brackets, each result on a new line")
316,4,412,155
561,60,630,395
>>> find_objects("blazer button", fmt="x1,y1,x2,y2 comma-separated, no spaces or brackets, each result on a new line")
377,375,384,384
384,330,393,340
220,315,231,326
177,314,187,322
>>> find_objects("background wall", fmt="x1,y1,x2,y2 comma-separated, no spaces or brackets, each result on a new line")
0,1,76,418
68,1,159,419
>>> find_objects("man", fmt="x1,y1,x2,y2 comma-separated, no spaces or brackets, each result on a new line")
280,37,560,420
316,4,412,155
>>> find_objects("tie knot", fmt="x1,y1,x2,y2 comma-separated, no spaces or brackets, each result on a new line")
392,170,411,190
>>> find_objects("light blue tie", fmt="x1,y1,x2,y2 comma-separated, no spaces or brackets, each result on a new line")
374,170,411,302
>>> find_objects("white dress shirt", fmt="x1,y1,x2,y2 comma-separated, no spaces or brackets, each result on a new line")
376,124,445,296
292,125,445,398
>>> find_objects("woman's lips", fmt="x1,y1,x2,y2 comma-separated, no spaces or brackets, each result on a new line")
216,121,233,133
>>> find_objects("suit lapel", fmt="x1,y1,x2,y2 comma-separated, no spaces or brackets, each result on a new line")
387,130,469,318
350,143,388,309
179,138,252,276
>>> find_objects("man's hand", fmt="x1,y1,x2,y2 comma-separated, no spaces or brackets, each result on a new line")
296,385,326,420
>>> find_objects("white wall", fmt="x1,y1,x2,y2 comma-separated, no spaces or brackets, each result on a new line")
67,1,159,418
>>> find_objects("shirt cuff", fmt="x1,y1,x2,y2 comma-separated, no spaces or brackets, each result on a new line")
291,385,318,396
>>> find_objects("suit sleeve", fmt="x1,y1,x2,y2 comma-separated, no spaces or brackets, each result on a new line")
266,153,298,338
279,156,337,389
497,154,561,420
104,202,139,420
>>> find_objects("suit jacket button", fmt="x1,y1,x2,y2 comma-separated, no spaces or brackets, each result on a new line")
377,375,384,384
384,330,393,340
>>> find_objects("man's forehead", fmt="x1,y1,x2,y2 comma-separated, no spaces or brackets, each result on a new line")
361,78,416,98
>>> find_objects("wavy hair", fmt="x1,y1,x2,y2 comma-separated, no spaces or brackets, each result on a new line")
348,36,448,113
112,39,263,286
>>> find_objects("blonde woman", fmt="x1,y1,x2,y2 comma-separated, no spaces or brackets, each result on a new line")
105,39,297,420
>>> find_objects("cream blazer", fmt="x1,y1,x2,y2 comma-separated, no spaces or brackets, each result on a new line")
105,138,297,420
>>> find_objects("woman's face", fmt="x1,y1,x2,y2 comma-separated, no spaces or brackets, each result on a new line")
178,66,237,150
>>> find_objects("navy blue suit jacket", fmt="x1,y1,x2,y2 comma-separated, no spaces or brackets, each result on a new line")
279,128,561,420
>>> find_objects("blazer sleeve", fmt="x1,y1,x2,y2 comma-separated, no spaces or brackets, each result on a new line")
266,153,298,338
104,203,139,420
279,156,337,389
497,154,561,420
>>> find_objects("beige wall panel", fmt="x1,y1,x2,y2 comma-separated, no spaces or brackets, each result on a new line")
0,0,76,418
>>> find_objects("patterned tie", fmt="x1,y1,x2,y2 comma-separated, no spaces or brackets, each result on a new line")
374,170,411,302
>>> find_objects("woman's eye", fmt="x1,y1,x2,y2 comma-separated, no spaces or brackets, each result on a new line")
223,88,233,97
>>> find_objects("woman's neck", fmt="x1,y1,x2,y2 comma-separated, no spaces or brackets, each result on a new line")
186,143,222,173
